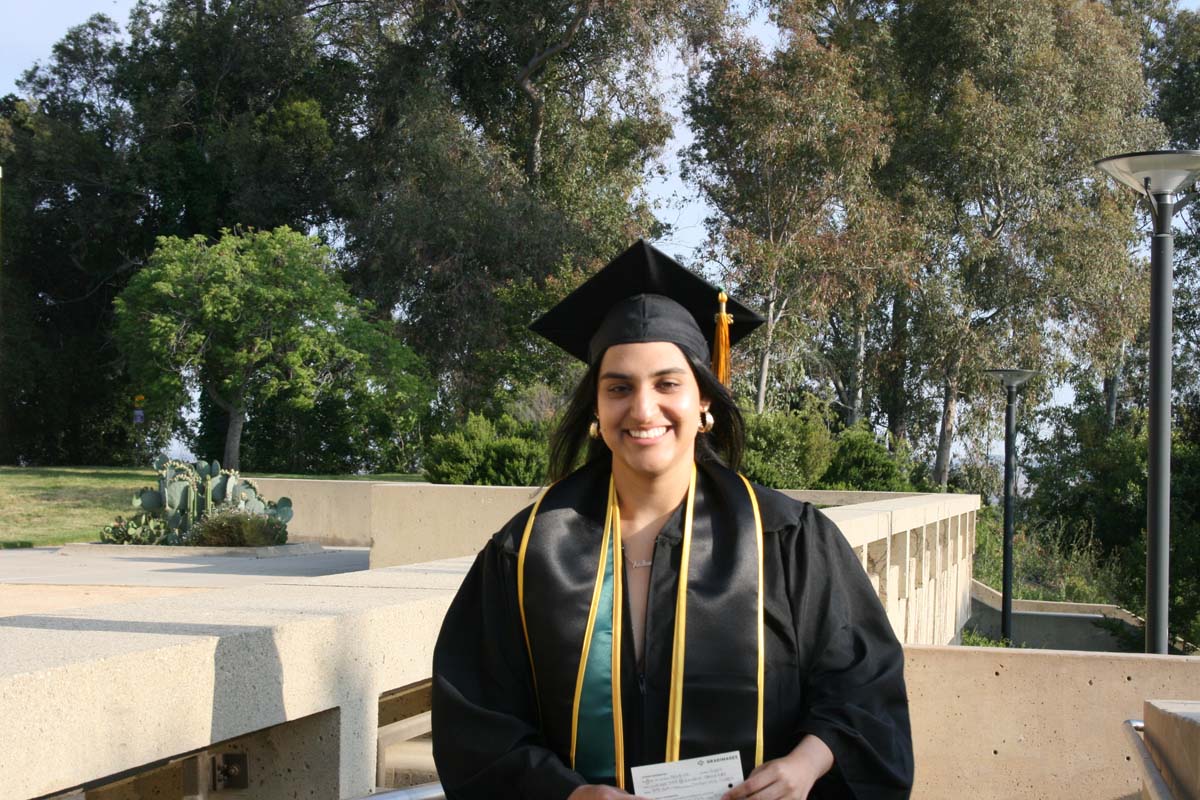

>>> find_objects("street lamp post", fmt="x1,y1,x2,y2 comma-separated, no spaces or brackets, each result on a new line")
985,368,1035,642
1095,150,1200,654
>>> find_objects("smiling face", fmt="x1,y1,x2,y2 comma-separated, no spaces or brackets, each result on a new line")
596,341,709,486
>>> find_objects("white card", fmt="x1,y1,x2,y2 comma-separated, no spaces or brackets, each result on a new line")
630,750,744,800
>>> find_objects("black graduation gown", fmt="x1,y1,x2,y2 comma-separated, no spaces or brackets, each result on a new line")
431,460,913,799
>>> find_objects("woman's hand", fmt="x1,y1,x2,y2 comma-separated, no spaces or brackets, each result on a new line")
720,735,834,800
568,785,651,800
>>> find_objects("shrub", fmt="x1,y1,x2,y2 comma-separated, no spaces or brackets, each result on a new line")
817,426,914,492
424,413,547,486
741,406,834,489
972,506,1123,606
191,509,288,547
958,628,1012,648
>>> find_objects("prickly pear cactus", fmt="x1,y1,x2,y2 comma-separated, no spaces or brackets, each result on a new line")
104,457,293,546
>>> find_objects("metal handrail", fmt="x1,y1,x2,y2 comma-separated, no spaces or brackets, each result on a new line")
1123,719,1174,800
356,782,445,800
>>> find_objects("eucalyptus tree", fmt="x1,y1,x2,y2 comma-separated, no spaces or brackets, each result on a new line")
1151,8,1200,402
885,0,1161,485
683,10,908,416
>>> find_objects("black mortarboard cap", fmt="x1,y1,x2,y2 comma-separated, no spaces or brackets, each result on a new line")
530,240,764,367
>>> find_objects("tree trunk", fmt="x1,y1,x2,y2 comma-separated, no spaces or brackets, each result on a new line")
224,407,246,471
756,298,776,413
1103,343,1125,430
883,293,909,449
932,359,960,488
847,321,866,427
515,1,595,182
525,96,544,181
205,381,245,471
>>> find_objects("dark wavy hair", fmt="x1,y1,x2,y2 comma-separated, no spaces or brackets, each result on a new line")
547,349,745,482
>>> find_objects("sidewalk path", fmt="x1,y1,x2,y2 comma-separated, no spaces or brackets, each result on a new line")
0,546,370,617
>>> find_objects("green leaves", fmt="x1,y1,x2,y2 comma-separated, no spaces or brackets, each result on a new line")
113,226,427,468
423,413,548,486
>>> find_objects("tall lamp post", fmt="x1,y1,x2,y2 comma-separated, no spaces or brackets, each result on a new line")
1095,150,1200,654
984,368,1035,642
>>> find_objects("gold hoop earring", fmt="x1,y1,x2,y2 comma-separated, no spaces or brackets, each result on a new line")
588,418,601,440
699,410,715,433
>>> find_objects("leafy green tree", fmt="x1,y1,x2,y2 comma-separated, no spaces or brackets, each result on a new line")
1150,8,1200,404
121,0,344,236
114,227,426,470
1,3,353,465
0,17,167,465
234,313,431,474
1025,392,1200,646
332,0,708,416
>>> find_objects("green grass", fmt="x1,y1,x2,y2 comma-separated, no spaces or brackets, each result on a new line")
0,466,423,547
0,466,157,546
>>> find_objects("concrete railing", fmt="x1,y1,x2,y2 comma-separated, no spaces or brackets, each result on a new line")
256,478,976,646
820,492,977,647
5,554,1199,800
253,480,978,651
252,477,926,550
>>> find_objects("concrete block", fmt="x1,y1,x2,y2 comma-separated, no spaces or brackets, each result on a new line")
1144,699,1200,799
254,478,377,547
906,645,1200,800
0,569,461,800
369,484,540,568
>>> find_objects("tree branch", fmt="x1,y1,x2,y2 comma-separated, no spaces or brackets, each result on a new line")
515,1,596,178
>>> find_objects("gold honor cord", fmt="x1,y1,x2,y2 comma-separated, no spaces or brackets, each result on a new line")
569,479,616,769
610,482,626,789
738,474,767,767
517,488,551,709
664,465,699,762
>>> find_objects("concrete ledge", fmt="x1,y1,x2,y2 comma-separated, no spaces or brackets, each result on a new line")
4,555,1198,800
254,478,382,547
0,558,471,799
971,578,1143,624
60,542,324,559
1144,699,1200,798
367,484,978,567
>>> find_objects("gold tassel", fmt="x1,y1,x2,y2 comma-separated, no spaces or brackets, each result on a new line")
712,291,733,387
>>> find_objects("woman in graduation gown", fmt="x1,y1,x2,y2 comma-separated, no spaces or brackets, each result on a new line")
432,241,913,799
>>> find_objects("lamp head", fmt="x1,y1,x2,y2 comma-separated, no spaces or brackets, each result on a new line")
1095,150,1200,198
985,368,1036,389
